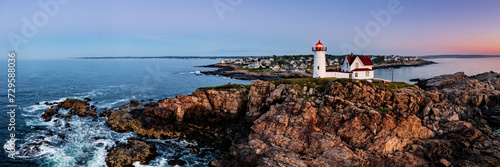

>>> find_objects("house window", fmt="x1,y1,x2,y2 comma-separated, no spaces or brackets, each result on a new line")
317,66,319,70
355,63,359,69
366,71,369,76
355,72,358,77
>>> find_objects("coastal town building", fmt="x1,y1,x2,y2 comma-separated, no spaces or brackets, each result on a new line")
248,62,261,69
312,41,374,80
271,65,280,71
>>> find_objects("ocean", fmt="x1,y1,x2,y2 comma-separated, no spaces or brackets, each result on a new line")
0,59,252,166
376,57,500,83
1,57,499,166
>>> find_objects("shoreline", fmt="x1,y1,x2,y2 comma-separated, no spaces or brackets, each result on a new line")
199,59,436,81
372,59,436,69
198,64,311,80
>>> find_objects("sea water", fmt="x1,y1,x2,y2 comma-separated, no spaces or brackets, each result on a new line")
375,57,500,83
0,59,251,166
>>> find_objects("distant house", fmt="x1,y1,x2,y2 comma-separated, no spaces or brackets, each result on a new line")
261,60,271,67
328,60,335,66
298,63,307,69
409,56,420,61
248,62,261,69
234,59,243,64
220,59,226,64
384,55,400,62
271,65,280,71
247,57,258,62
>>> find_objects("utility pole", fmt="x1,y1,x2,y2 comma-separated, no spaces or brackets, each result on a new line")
391,69,395,82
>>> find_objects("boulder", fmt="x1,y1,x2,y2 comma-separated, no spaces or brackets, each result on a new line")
41,108,59,121
105,140,158,167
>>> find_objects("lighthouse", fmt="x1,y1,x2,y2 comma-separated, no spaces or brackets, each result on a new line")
312,40,327,78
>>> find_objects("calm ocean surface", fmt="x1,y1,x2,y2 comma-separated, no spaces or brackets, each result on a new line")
376,57,500,83
1,57,499,166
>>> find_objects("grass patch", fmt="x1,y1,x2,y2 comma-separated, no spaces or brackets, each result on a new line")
272,78,337,92
378,108,388,113
200,84,251,91
372,82,414,91
344,97,353,101
271,78,372,93
388,82,413,88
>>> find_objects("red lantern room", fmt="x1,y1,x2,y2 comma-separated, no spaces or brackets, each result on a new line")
313,40,327,51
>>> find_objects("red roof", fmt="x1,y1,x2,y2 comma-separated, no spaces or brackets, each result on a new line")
341,54,373,66
344,56,356,65
357,56,373,66
352,68,373,72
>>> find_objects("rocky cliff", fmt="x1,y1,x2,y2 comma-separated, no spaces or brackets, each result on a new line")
103,72,500,166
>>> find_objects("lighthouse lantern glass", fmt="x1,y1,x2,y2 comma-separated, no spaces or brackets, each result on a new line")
316,43,322,49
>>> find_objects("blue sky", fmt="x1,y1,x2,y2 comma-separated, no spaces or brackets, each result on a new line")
1,0,499,59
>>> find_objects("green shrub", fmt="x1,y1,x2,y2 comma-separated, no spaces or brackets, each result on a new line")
378,108,388,113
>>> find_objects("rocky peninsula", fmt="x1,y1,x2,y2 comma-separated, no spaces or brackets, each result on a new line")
199,64,311,80
32,71,500,166
372,59,436,69
200,59,435,81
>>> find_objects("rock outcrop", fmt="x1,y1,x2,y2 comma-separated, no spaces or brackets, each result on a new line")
41,99,96,121
105,72,500,166
105,88,251,149
105,139,159,167
199,63,311,80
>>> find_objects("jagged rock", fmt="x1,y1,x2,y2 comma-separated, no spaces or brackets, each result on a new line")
88,109,97,117
64,114,72,121
129,100,140,107
189,147,199,154
58,99,91,116
99,111,106,117
58,99,88,110
41,108,59,121
168,158,186,166
105,87,251,149
41,99,96,121
105,139,158,167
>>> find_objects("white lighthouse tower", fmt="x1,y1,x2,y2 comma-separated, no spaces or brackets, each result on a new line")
312,40,327,78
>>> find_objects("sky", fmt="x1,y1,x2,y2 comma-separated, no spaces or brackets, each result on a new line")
1,0,499,59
